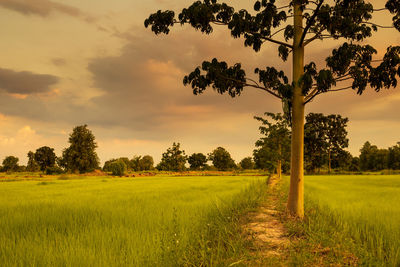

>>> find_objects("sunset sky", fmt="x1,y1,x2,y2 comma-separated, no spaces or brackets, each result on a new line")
0,0,399,165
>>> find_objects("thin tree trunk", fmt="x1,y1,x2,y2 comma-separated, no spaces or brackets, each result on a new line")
287,1,305,219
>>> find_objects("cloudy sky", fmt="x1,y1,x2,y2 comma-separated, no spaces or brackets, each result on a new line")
0,0,399,165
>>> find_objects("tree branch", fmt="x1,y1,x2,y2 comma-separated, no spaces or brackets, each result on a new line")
299,0,324,47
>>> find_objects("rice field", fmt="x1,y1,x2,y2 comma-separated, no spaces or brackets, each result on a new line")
0,175,266,266
305,175,400,266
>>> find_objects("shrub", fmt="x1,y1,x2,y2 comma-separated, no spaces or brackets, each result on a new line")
109,160,127,176
45,166,64,175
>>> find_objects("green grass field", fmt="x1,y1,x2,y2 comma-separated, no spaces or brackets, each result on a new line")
0,175,266,266
304,175,400,266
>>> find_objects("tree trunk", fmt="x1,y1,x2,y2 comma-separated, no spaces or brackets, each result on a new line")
328,149,331,174
287,1,305,219
277,143,282,179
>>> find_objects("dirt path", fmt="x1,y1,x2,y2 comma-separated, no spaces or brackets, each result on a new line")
243,176,290,265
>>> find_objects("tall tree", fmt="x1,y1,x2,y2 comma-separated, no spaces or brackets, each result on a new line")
145,0,400,217
254,113,290,178
34,146,56,171
208,147,236,171
157,142,187,171
61,125,99,173
26,151,40,172
139,155,155,171
388,142,400,170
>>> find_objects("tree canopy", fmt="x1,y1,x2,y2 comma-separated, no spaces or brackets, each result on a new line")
2,156,19,172
157,142,187,171
34,146,56,171
208,147,236,171
188,153,208,170
61,125,99,173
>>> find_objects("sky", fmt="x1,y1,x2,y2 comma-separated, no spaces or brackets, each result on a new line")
0,0,399,165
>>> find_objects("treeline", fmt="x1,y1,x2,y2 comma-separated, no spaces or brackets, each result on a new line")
252,112,400,174
2,114,399,175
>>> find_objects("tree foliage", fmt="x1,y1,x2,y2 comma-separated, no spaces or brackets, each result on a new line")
109,159,127,176
188,153,207,170
239,157,255,170
253,113,291,173
34,146,56,171
61,125,99,173
2,156,19,172
208,147,235,171
26,151,40,172
157,142,187,171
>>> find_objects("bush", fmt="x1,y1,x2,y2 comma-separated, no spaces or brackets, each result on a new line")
45,166,64,175
109,160,127,176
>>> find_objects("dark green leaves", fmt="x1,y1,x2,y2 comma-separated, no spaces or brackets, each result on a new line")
183,58,246,97
369,46,400,91
386,0,400,31
144,10,175,34
255,67,291,99
278,45,289,61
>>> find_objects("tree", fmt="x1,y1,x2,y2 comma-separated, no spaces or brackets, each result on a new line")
188,153,208,170
109,159,127,176
130,155,142,171
34,146,56,171
359,141,389,171
157,142,187,171
304,113,328,173
304,113,348,173
26,151,40,172
388,143,400,170
61,125,99,173
139,155,155,170
325,115,349,173
208,147,235,171
145,0,400,217
254,113,290,178
2,156,19,172
240,157,255,170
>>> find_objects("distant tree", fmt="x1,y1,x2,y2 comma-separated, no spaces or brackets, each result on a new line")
349,157,361,172
239,157,254,170
253,146,277,172
145,0,400,218
359,141,389,171
109,159,127,176
208,147,235,171
188,153,207,170
304,113,349,173
325,115,349,173
254,113,290,178
26,151,40,172
388,143,400,170
130,155,142,171
103,158,116,172
157,142,187,171
2,156,19,172
118,157,131,171
34,146,56,171
304,113,328,173
61,125,99,173
139,155,155,171
331,149,352,171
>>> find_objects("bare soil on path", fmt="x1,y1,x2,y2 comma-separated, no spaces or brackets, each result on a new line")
243,176,290,266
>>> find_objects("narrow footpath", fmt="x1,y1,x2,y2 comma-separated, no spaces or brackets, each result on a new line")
243,176,290,266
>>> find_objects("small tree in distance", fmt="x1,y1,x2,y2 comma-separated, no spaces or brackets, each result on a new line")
2,156,19,172
61,125,99,173
208,147,236,171
26,151,40,172
34,146,56,171
240,157,255,170
188,153,208,170
157,142,187,171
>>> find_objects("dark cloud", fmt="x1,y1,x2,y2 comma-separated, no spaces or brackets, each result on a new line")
0,0,95,22
0,67,59,94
